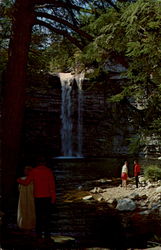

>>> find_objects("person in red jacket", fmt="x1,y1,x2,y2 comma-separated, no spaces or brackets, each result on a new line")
17,157,56,239
134,160,141,188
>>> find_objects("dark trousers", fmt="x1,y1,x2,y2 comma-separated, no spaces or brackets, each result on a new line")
135,175,139,188
35,197,51,236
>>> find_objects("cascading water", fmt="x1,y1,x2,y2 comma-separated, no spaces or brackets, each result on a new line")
75,73,84,157
58,72,84,157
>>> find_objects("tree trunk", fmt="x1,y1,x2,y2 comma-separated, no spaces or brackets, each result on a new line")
1,0,34,209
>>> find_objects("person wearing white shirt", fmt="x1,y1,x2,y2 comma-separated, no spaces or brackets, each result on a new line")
121,161,128,189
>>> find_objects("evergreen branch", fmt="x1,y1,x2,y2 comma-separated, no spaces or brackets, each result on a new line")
100,0,120,12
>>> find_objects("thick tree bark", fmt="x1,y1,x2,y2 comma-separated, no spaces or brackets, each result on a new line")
1,0,34,209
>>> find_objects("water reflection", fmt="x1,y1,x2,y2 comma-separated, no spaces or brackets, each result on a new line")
2,157,158,249
49,157,152,248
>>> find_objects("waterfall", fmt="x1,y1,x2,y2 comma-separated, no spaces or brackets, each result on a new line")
75,72,84,157
59,73,74,156
58,72,84,157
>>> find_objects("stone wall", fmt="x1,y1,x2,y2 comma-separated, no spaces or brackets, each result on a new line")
23,74,136,158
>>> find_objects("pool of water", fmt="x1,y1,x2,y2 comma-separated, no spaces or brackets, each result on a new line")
2,157,160,249
47,157,156,248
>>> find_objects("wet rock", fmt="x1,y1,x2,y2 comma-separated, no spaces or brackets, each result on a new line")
156,187,161,193
151,204,161,211
139,210,150,215
97,196,104,202
96,178,112,184
87,178,161,218
50,235,75,244
128,192,140,200
90,187,104,193
146,184,154,189
92,194,103,202
107,198,117,208
145,247,161,250
140,194,148,200
78,185,83,190
139,201,147,208
139,176,146,183
116,198,136,211
82,195,93,200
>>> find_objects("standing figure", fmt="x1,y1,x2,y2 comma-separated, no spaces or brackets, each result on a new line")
121,161,128,189
134,160,141,188
17,166,36,230
17,157,56,239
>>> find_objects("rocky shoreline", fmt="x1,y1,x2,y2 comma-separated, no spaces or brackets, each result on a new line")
81,176,161,215
0,176,161,249
66,175,161,249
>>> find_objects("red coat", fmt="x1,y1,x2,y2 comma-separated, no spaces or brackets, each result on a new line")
134,164,141,176
17,165,56,203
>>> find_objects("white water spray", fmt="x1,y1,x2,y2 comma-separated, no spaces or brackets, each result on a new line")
58,72,84,157
75,72,84,157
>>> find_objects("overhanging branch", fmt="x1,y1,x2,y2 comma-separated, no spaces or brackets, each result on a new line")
35,19,84,50
34,0,87,12
36,12,93,41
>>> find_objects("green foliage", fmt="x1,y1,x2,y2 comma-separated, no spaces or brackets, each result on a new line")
144,165,161,181
79,0,161,144
80,8,126,65
30,0,161,142
0,0,13,85
45,37,83,72
127,135,142,155
150,119,161,134
1,0,161,143
81,0,161,86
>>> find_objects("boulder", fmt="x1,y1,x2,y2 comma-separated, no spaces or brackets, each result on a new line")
116,198,136,211
156,186,161,193
90,187,104,193
82,195,93,200
139,210,150,215
128,192,140,200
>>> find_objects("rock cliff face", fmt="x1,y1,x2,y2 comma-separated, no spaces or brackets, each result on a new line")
24,73,137,158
